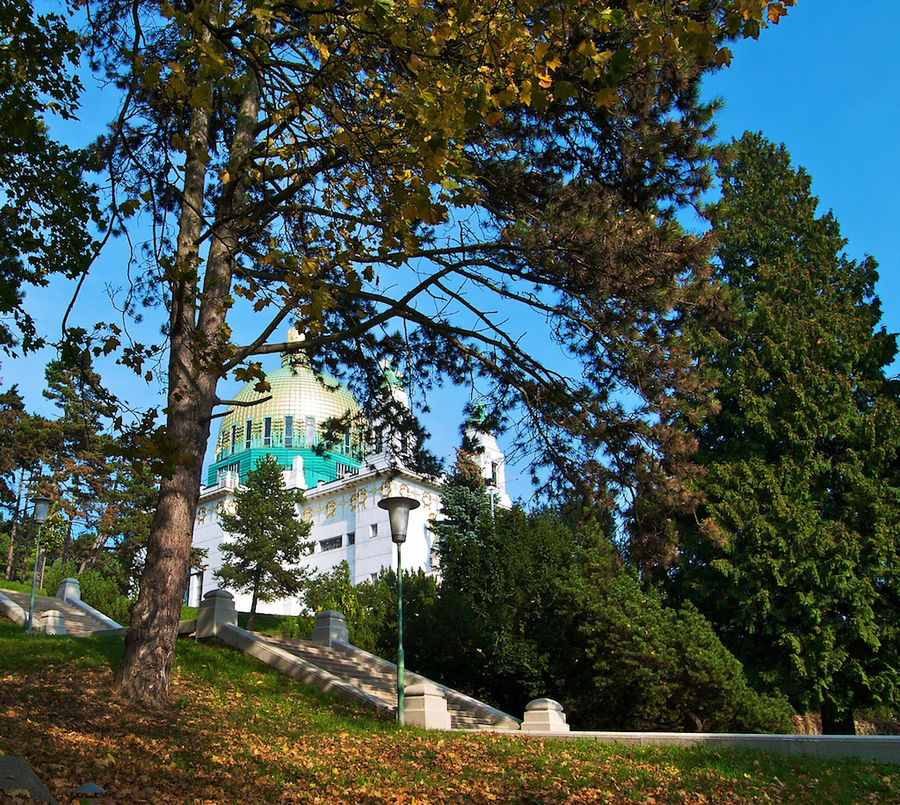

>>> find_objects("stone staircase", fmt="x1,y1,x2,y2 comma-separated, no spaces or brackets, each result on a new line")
0,588,123,636
261,634,519,731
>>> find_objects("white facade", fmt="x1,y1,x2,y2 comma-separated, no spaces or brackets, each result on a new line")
188,452,443,614
187,332,510,615
465,426,513,511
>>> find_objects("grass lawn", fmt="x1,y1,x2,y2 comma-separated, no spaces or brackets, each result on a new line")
0,579,43,595
0,621,897,803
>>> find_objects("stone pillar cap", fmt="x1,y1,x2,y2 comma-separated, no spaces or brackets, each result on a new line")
405,682,444,697
317,609,346,619
203,588,234,600
525,698,564,712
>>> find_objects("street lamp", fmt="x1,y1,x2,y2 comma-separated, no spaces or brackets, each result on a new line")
377,494,420,724
26,495,52,633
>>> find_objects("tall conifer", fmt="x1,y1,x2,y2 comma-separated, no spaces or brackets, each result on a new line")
670,133,900,733
215,456,312,629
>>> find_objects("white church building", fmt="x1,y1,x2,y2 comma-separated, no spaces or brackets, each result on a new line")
188,329,511,614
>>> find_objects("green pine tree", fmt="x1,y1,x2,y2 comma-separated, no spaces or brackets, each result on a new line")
670,133,900,733
427,455,788,731
214,456,312,630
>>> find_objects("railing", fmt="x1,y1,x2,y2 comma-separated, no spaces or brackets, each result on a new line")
214,433,362,464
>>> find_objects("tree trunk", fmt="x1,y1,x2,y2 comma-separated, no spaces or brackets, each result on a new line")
79,477,120,574
4,468,24,579
821,700,856,735
3,526,13,581
248,581,259,632
62,516,74,566
116,393,215,707
36,547,46,592
116,54,261,708
115,43,215,707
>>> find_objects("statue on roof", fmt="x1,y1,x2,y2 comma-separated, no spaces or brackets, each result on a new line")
466,400,487,429
379,359,405,390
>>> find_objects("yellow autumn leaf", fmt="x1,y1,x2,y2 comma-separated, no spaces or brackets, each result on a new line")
593,86,617,107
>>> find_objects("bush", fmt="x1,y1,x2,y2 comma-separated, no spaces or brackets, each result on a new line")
281,614,314,639
42,559,134,625
559,544,794,733
42,559,78,597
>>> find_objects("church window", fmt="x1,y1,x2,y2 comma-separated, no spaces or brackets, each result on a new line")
347,531,355,545
264,416,272,447
245,420,252,449
490,461,499,486
230,424,237,454
320,536,342,551
305,416,316,446
284,416,293,447
370,523,378,539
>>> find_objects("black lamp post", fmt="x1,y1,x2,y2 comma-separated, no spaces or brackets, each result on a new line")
26,495,52,633
377,494,420,724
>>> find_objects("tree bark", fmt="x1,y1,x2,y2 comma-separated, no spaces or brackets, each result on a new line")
79,476,119,574
4,468,24,579
116,58,261,708
116,44,215,706
248,578,259,632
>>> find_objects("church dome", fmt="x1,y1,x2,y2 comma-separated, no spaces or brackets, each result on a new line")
207,338,364,487
215,363,361,447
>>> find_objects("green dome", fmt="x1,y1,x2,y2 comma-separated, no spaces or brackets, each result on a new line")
208,358,364,486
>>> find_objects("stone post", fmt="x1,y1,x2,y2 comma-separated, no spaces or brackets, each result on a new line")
520,698,570,733
40,609,66,635
311,610,349,646
196,589,237,638
56,577,81,602
403,682,452,730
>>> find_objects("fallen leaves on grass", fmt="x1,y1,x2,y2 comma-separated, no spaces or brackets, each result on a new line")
0,635,897,804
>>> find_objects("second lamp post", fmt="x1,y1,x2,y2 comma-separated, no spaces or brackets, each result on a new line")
26,495,52,633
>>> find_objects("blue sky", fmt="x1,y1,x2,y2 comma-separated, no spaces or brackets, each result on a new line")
7,0,898,503
696,0,899,369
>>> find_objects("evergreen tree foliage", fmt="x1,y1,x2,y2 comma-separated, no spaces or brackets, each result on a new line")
43,357,117,548
37,357,159,587
215,456,312,630
667,133,900,733
422,459,790,731
559,536,792,732
300,561,439,656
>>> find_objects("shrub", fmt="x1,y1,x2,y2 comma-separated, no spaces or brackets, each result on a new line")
281,614,314,639
42,559,134,625
559,544,794,733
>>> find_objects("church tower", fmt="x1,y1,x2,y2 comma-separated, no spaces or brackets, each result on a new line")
463,402,512,510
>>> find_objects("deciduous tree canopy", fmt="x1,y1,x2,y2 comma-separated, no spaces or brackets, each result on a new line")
0,0,97,352
73,0,792,705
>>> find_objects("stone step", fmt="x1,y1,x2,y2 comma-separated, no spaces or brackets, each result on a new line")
259,633,519,731
0,589,117,635
265,638,394,677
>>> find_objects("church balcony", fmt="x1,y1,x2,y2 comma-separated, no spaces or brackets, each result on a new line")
213,433,362,464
